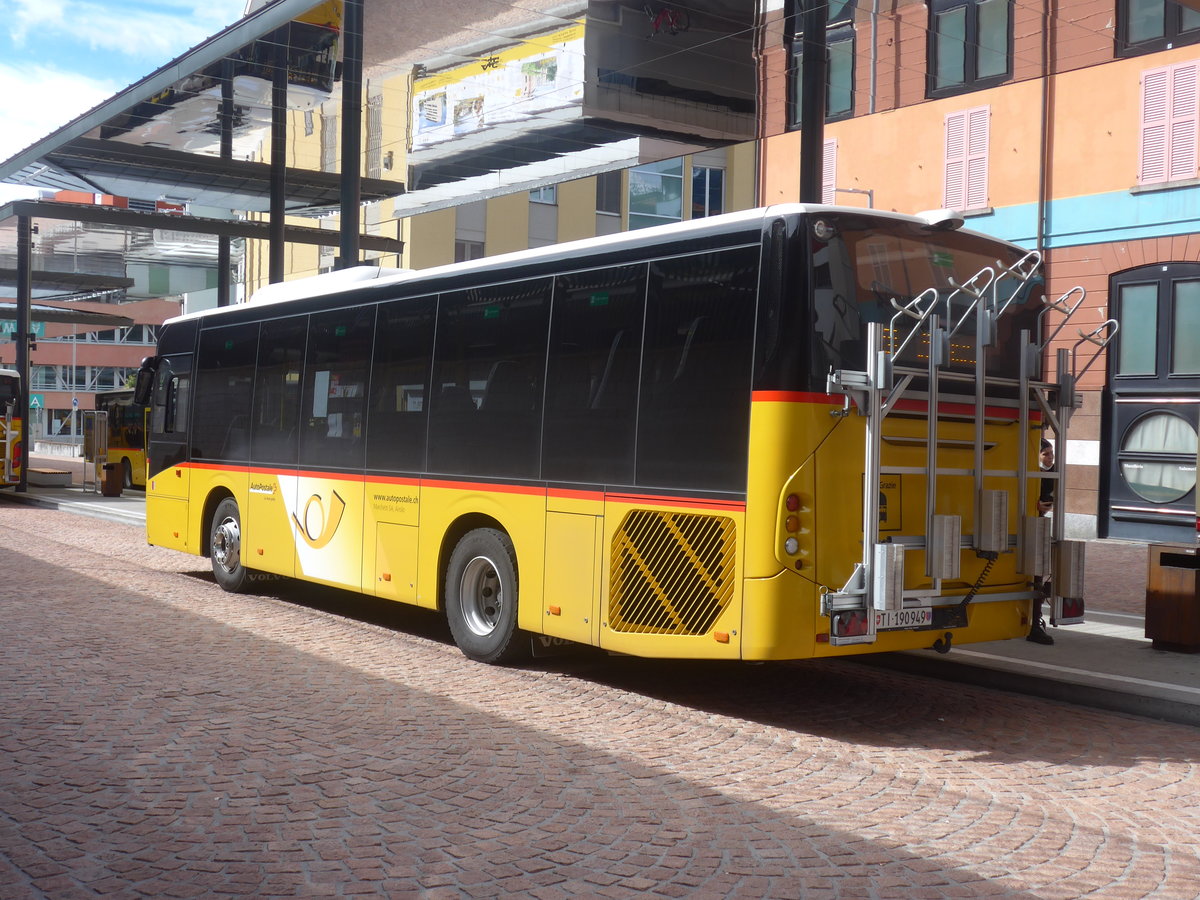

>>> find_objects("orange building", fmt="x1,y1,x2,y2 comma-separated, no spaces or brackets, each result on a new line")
758,0,1200,542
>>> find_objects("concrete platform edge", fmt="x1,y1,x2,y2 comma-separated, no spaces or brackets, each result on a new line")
854,652,1200,728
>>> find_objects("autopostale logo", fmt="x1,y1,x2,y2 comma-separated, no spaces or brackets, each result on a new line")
292,490,346,549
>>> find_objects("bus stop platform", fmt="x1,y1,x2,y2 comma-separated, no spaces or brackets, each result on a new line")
2,481,1197,727
0,481,148,526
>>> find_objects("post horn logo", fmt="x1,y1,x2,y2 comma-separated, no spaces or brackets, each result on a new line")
293,490,346,549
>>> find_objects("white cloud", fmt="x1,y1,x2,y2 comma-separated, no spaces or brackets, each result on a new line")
12,0,248,61
0,62,120,165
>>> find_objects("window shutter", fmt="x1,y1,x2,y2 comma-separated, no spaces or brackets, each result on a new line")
1169,64,1198,182
945,107,988,210
1141,67,1171,184
944,111,967,209
965,106,990,210
822,138,838,205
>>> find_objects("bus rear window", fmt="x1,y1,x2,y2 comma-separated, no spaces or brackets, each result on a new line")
812,218,1041,384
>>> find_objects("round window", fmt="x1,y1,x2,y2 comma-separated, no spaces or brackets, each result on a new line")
1119,413,1198,504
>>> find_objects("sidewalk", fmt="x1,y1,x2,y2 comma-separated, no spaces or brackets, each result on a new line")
3,479,1198,727
1,479,148,526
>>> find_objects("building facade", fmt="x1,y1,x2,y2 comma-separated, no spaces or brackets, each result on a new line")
756,0,1200,542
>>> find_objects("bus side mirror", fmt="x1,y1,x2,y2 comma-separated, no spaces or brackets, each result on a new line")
133,358,157,407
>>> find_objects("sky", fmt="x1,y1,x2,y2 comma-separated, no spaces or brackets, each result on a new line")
1,0,249,198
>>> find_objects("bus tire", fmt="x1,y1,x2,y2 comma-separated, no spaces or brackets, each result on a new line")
121,458,133,489
444,528,528,664
210,497,251,593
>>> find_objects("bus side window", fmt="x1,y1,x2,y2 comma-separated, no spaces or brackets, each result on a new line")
168,375,190,434
430,279,552,478
639,247,758,491
153,359,191,436
366,295,435,474
300,306,375,471
193,324,257,462
543,264,645,484
252,317,306,465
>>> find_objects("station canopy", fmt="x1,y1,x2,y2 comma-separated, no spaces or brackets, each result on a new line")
0,0,757,303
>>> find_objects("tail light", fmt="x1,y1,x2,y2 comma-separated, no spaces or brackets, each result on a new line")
831,609,870,638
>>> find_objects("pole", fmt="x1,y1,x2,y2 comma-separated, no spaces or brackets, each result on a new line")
269,27,288,283
338,0,364,269
798,0,828,204
15,215,32,492
218,57,234,306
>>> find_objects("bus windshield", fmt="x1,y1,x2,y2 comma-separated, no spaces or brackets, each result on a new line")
0,373,18,407
812,214,1041,383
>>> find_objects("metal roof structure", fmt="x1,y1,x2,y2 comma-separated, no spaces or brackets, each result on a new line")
0,303,134,329
0,0,759,490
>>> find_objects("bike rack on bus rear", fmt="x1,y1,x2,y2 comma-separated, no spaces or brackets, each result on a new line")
823,253,1116,646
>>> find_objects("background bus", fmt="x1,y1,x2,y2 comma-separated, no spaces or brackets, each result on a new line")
1,367,20,488
94,389,148,489
136,205,1086,663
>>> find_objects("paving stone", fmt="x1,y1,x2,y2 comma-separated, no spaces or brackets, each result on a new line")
1,507,1198,898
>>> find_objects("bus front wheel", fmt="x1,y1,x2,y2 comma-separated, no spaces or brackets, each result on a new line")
444,528,528,664
210,497,251,593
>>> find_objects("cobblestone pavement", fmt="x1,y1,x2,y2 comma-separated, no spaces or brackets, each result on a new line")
2,507,1199,899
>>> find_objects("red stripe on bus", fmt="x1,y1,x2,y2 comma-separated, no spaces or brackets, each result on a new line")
890,398,1028,420
548,487,604,502
603,492,746,511
421,478,546,496
179,463,744,510
751,391,1042,422
751,391,842,404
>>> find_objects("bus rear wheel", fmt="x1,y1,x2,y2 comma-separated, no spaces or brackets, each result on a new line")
210,497,251,593
121,458,133,489
444,528,528,664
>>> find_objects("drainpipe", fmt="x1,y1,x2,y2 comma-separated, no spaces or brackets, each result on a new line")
870,0,879,114
1036,0,1054,256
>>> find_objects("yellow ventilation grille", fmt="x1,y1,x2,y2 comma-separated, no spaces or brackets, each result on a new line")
609,510,737,635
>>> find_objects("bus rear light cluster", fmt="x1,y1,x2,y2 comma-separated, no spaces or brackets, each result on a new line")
781,492,809,569
1061,597,1084,620
831,610,869,637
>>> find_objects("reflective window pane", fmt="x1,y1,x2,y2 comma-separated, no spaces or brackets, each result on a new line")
628,159,684,229
1128,0,1167,43
935,9,967,90
1183,1,1200,33
1116,283,1159,375
1120,413,1198,503
828,37,854,116
1172,280,1200,374
977,0,1009,79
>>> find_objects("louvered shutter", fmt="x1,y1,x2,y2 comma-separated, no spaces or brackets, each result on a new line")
944,111,967,209
822,138,837,205
945,107,988,210
965,107,990,210
1141,67,1170,184
1169,64,1198,181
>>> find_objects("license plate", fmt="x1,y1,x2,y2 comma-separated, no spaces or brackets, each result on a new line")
875,607,933,630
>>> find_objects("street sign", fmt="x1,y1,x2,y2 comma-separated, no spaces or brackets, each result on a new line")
0,321,46,337
29,394,43,409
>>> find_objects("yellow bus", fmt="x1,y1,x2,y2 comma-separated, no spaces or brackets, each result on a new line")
135,205,1086,663
94,389,149,489
1,367,21,489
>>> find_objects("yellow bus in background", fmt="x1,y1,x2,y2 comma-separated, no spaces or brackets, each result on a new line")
135,205,1087,663
94,389,148,489
1,367,22,489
